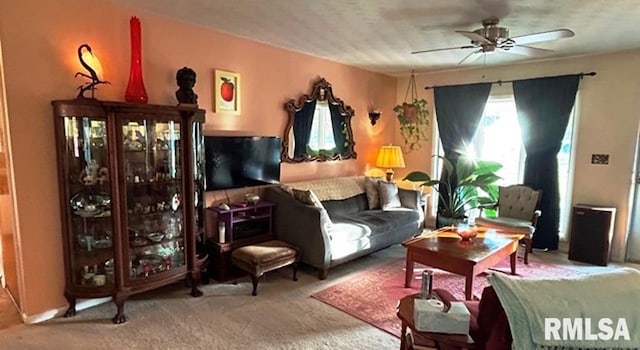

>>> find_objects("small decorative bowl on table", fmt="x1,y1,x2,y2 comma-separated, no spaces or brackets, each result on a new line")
244,193,260,206
455,224,478,242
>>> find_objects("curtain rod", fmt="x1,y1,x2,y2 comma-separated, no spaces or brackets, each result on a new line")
423,71,597,90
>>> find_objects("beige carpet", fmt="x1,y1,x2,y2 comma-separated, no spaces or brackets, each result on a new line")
0,246,407,350
0,243,630,350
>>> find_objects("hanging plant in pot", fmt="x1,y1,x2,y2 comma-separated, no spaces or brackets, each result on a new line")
394,71,429,151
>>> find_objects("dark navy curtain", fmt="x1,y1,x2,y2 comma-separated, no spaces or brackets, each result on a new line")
292,99,316,158
434,83,492,215
329,102,347,155
513,74,580,250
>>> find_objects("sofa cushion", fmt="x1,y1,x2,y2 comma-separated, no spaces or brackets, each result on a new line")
292,188,333,232
321,193,369,217
292,188,318,205
330,209,420,242
364,176,382,209
378,181,402,209
475,216,535,236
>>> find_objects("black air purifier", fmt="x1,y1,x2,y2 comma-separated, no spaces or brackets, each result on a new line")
568,204,616,266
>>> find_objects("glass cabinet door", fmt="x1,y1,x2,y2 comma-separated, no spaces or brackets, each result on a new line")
121,119,185,280
62,116,115,288
193,123,205,247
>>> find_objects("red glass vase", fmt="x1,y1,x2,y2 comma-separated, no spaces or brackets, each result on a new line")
125,17,148,103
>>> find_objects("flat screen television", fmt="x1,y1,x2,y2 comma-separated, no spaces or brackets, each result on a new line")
204,136,281,191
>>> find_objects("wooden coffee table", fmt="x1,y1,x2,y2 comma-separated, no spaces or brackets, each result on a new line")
403,229,524,300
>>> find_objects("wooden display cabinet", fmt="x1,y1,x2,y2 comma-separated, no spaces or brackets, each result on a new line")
207,201,274,282
52,98,206,323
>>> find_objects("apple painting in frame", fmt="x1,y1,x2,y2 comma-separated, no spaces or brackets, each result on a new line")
214,69,241,114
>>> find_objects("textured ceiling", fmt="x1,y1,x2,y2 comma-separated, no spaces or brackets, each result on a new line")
110,0,640,76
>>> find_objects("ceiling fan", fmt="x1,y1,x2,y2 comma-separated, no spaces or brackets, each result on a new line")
412,18,575,64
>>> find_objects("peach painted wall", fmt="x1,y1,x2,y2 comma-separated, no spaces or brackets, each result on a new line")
397,50,640,262
0,0,396,318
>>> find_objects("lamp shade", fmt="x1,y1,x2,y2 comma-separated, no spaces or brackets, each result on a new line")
376,145,405,169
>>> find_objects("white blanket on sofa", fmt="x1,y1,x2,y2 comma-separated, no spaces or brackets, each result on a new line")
487,268,640,350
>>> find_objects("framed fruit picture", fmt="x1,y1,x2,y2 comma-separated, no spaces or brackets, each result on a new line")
214,69,241,114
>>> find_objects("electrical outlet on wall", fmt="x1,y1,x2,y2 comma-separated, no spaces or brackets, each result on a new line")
591,154,609,165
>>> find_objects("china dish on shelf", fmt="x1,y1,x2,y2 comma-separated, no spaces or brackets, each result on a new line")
93,236,112,249
70,192,111,217
147,232,165,243
75,209,111,218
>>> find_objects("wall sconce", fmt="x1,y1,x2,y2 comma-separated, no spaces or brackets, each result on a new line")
75,44,109,99
368,110,381,126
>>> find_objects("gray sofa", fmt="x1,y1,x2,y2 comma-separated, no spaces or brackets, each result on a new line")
264,176,423,279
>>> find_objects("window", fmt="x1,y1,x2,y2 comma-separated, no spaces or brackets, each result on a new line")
467,97,524,186
430,94,576,240
307,101,336,153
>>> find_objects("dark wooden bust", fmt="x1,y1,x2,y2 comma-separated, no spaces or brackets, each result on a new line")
175,67,198,105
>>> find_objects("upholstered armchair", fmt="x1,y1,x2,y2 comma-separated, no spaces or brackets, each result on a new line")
475,185,542,264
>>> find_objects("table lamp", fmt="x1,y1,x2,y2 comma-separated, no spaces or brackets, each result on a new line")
376,145,405,182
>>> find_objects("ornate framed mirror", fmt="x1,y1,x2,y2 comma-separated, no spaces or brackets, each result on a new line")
282,78,356,163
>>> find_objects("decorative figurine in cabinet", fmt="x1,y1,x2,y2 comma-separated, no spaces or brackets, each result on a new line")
52,98,206,323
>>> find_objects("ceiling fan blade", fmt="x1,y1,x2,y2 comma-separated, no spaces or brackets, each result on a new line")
411,45,476,55
458,49,484,64
511,29,574,46
502,45,554,56
455,30,492,45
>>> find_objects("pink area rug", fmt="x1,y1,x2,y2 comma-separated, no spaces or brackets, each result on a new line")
311,257,584,338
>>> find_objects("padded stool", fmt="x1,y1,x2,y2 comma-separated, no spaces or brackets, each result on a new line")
231,240,299,296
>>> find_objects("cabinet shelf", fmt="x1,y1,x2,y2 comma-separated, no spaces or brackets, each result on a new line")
207,201,275,282
71,214,112,221
73,247,113,259
129,236,183,249
124,147,180,153
126,178,182,187
232,213,271,223
53,98,206,324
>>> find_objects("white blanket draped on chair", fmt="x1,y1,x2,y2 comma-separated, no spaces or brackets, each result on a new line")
488,268,640,350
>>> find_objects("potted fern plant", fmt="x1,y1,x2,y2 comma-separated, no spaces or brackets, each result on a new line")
403,155,502,227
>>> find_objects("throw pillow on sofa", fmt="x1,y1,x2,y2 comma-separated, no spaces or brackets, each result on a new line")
364,176,382,209
378,181,402,209
280,184,294,196
291,188,333,232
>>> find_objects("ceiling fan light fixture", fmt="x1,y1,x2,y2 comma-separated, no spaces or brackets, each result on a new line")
482,45,496,53
476,26,509,42
411,17,573,61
